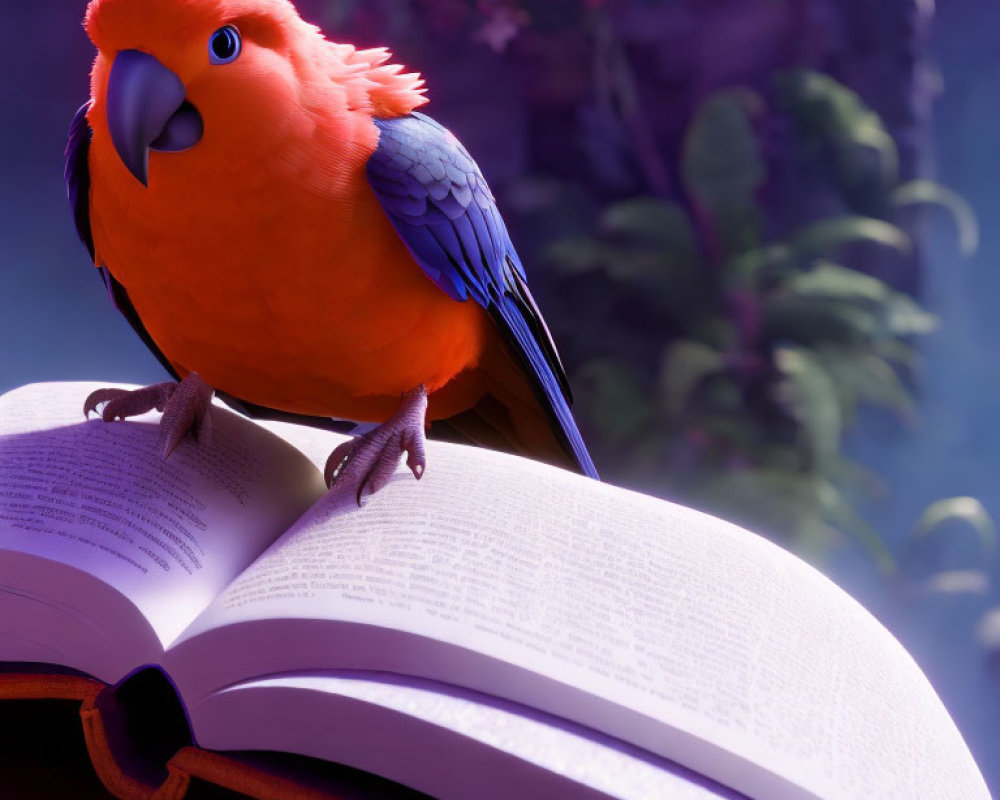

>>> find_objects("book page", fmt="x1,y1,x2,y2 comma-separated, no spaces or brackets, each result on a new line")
0,382,326,664
192,672,742,800
170,441,988,800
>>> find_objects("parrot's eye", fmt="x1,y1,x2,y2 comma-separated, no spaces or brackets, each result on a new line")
209,25,241,65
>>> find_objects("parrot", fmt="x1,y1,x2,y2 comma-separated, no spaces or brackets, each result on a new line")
66,0,598,502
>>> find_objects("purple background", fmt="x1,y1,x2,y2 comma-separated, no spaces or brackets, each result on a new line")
1,0,998,793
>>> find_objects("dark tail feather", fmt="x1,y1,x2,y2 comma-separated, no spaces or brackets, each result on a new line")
449,335,598,478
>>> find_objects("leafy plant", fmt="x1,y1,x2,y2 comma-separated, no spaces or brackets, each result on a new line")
549,72,977,569
902,497,996,596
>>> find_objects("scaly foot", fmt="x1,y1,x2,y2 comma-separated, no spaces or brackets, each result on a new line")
84,372,215,458
324,385,428,505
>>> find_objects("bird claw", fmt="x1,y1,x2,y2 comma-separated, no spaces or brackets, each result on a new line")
83,373,215,458
84,382,175,420
324,385,428,505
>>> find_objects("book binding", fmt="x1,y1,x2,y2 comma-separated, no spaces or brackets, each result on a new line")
0,673,342,800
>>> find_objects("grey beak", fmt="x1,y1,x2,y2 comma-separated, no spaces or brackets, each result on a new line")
107,50,202,186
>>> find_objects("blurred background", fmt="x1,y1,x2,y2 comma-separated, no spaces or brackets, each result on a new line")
2,0,998,791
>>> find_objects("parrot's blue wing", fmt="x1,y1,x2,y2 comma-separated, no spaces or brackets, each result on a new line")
367,112,598,479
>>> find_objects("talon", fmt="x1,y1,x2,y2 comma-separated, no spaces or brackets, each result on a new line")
324,439,355,487
324,385,429,504
403,427,426,480
84,387,129,418
83,374,215,458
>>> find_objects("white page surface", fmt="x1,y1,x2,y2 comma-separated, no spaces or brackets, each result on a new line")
175,440,989,800
0,382,325,653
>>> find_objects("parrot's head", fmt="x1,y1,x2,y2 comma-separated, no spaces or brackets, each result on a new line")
83,0,425,188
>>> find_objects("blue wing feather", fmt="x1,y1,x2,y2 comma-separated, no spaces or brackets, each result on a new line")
367,112,597,478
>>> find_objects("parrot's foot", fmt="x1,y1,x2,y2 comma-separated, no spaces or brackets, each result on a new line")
84,372,215,458
324,385,428,505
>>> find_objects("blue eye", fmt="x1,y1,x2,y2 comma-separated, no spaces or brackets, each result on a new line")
209,25,241,65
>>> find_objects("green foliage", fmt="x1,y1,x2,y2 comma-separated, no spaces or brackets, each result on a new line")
891,180,980,256
601,198,697,252
547,72,974,568
774,345,842,468
775,69,899,210
788,216,911,262
659,341,724,420
681,90,766,258
914,497,996,555
900,498,996,597
575,359,657,447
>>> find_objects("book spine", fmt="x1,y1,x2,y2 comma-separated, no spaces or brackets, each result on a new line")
0,673,346,799
79,691,170,800
167,747,347,800
0,673,163,799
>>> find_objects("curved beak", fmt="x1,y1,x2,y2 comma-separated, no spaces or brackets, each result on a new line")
107,50,203,187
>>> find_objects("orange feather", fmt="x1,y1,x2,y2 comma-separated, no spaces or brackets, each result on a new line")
86,0,489,423
82,0,579,471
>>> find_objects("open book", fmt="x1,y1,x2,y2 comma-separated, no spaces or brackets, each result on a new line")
0,382,988,800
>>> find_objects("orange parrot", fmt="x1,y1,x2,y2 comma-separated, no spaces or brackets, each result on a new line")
66,0,598,501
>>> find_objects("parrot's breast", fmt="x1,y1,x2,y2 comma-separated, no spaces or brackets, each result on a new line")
88,120,488,422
